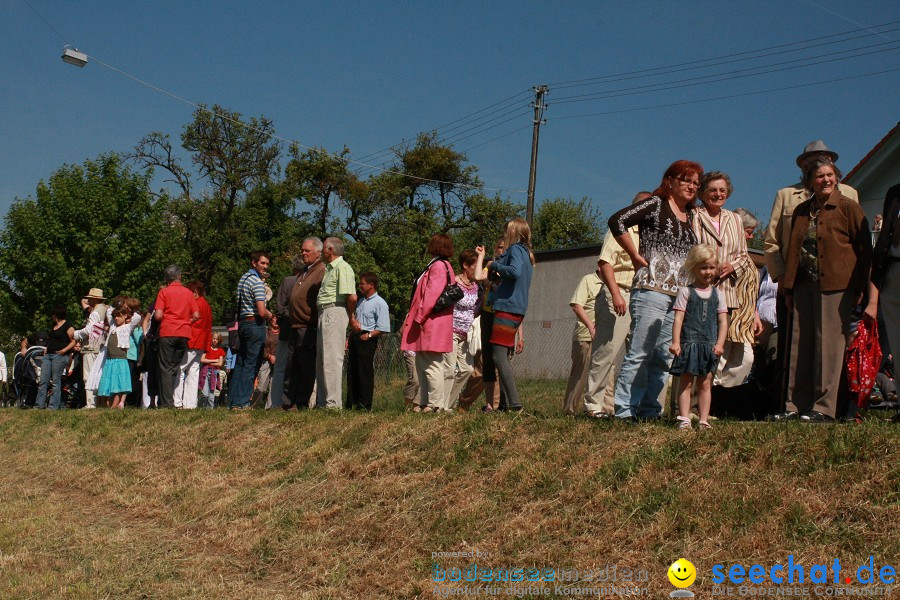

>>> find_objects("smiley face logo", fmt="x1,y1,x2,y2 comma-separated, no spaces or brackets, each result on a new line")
667,558,696,588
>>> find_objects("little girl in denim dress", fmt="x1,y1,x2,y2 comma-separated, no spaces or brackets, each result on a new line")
669,244,729,430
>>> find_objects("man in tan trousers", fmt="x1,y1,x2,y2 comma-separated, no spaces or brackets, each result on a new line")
583,192,650,418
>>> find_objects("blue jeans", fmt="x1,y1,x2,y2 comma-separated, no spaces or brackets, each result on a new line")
36,353,68,410
613,289,676,419
229,320,267,408
200,377,216,409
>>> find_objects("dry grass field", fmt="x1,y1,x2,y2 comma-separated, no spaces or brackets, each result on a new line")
1,379,898,599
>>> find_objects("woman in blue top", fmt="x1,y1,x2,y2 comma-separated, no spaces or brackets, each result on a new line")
487,218,535,412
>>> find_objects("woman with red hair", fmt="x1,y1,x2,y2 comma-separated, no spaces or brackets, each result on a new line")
607,160,702,420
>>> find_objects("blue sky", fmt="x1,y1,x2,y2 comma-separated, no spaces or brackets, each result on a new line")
2,1,898,229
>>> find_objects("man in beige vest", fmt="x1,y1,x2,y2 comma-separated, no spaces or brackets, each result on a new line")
765,141,858,420
583,191,651,418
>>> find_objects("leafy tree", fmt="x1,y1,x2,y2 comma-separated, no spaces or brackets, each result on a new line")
0,153,172,334
205,183,313,321
285,144,356,238
531,197,604,251
452,193,523,255
130,104,282,291
394,132,481,230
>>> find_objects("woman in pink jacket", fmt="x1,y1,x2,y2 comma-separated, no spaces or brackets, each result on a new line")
401,234,456,412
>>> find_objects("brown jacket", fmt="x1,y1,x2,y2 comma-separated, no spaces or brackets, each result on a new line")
782,188,872,295
764,182,858,282
288,260,326,328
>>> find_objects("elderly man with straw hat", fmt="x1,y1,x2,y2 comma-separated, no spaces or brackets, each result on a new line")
73,287,108,409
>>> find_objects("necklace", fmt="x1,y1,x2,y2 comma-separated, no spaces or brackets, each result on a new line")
810,200,824,221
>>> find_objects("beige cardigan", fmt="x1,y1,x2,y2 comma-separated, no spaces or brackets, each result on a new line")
692,207,754,309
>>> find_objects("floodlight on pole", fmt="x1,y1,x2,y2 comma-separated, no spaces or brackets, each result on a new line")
61,46,87,67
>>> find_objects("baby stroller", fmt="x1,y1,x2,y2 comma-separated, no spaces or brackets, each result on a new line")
13,346,46,408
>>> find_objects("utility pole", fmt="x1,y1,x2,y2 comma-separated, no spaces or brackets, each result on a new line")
526,85,549,226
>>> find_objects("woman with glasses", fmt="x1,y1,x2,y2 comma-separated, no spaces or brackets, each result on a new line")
692,172,761,386
607,160,702,420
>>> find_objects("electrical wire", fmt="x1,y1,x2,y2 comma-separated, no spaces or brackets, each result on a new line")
352,95,529,166
352,97,531,172
352,89,532,163
21,0,71,45
551,26,900,94
550,67,900,121
547,19,900,89
438,106,533,145
460,125,533,153
551,41,900,105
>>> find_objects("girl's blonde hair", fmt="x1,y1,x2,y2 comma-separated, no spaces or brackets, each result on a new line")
500,218,536,265
683,244,718,283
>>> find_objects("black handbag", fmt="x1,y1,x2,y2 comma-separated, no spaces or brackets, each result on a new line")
431,261,463,314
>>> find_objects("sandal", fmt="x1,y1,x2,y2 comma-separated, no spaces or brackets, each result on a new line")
676,416,692,430
698,420,712,430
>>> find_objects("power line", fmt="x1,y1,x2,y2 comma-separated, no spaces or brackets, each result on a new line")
352,89,532,164
551,67,900,121
351,105,532,177
21,0,71,45
439,107,533,145
365,23,900,161
551,25,900,94
460,125,533,153
352,98,532,173
362,40,900,163
551,41,900,105
352,94,529,165
547,19,900,89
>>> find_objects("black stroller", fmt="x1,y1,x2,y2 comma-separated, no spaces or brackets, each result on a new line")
12,346,45,408
12,348,82,409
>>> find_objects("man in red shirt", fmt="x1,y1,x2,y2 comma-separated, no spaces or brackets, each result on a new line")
154,265,200,408
173,281,213,409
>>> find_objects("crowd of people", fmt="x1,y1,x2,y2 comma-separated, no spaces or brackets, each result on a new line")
563,140,896,426
6,141,898,424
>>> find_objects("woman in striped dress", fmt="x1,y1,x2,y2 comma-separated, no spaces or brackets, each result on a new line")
692,172,760,386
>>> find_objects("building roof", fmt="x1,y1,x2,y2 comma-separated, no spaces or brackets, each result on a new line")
843,121,900,182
